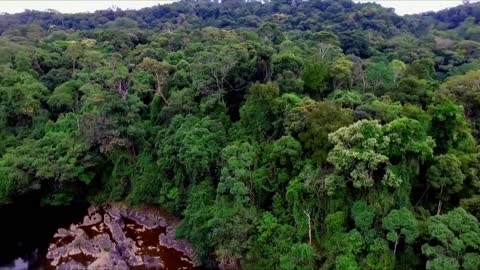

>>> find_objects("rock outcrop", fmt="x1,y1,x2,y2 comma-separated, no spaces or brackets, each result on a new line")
46,204,198,269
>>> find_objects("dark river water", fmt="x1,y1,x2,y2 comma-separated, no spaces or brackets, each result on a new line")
0,203,200,270
0,204,201,270
0,203,88,269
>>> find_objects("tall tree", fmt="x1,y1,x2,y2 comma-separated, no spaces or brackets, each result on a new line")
138,57,175,106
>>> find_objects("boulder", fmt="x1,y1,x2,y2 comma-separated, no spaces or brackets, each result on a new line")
46,204,198,269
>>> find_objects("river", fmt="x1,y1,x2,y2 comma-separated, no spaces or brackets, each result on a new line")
0,203,88,269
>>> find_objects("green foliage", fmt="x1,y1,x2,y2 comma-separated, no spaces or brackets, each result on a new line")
240,83,281,139
365,61,395,91
388,76,431,105
427,154,465,196
325,116,434,226
176,181,216,261
2,2,480,269
302,59,329,96
47,80,82,112
429,101,474,154
382,208,419,253
422,208,480,270
331,57,353,90
405,58,436,80
294,100,353,164
157,115,226,184
326,119,386,192
217,141,256,204
352,200,375,232
440,70,480,133
0,114,95,205
248,212,315,270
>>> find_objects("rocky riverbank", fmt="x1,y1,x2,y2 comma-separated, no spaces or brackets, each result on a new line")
46,204,199,269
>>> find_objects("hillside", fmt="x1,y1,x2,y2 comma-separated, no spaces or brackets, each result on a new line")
0,0,405,34
1,0,480,269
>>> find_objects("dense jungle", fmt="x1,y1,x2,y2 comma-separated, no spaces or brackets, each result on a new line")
1,0,480,269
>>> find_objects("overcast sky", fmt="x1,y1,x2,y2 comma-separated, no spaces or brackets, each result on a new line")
0,1,477,16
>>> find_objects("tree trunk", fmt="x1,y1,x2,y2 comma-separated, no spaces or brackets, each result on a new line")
362,74,367,91
155,74,170,106
437,200,443,216
437,185,444,215
414,185,430,207
394,238,398,254
72,59,76,77
129,140,137,157
304,210,312,245
157,89,170,106
74,91,79,113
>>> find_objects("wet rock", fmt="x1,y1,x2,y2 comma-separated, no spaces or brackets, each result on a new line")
83,213,102,226
78,237,101,256
144,255,164,269
104,214,126,243
47,245,69,266
117,237,143,266
55,228,69,238
87,206,98,216
105,205,121,219
47,203,199,269
127,210,162,229
57,260,86,270
92,234,112,251
87,251,129,270
68,247,81,256
159,226,197,260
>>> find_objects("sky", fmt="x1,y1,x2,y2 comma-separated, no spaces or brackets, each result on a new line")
0,0,478,16
357,0,479,15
